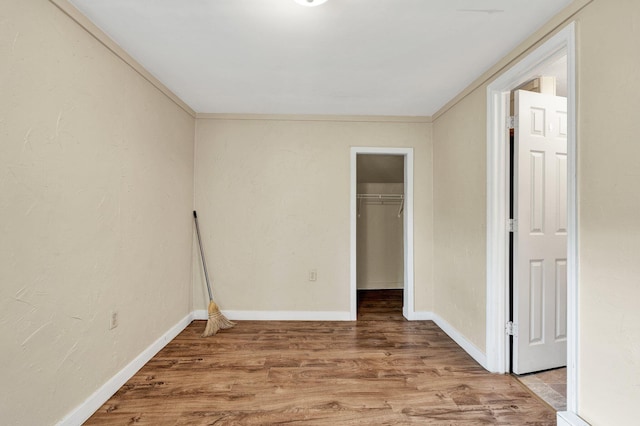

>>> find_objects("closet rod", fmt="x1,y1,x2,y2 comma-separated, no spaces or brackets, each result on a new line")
356,194,405,218
356,194,404,200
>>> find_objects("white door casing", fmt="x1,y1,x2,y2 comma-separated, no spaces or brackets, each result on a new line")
513,90,568,374
486,23,579,418
350,147,414,321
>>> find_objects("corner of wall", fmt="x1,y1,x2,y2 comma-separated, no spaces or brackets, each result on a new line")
56,314,195,425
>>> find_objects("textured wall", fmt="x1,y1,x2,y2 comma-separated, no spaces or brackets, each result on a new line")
432,88,487,351
194,118,433,314
0,1,195,424
575,0,640,423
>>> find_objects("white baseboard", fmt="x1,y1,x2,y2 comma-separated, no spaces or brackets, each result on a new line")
430,312,488,370
57,312,194,426
557,411,591,426
357,284,404,290
409,310,435,321
58,308,490,425
193,309,352,321
398,310,488,370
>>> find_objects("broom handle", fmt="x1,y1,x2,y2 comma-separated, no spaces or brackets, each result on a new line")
193,211,213,302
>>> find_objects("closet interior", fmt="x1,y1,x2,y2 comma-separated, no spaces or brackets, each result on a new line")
356,154,405,296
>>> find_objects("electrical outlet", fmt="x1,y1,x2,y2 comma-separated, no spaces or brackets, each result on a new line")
109,310,118,330
309,269,317,281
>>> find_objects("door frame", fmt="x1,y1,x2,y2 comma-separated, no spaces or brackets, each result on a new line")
485,23,578,411
350,147,415,320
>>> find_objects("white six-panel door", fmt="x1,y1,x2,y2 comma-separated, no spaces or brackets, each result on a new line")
513,90,568,375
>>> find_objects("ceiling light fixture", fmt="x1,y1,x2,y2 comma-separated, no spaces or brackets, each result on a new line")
295,0,328,7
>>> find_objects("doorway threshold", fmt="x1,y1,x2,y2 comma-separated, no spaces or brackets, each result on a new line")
515,367,567,411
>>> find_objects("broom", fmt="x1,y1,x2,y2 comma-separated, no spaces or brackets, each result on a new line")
193,210,235,337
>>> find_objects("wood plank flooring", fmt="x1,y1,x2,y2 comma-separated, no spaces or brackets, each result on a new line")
86,290,555,425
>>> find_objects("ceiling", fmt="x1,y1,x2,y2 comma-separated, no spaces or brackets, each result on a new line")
69,0,572,116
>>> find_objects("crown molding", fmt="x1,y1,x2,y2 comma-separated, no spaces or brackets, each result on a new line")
433,0,593,121
196,113,432,123
49,0,196,118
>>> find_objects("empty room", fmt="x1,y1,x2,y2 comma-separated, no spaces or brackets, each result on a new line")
2,1,639,425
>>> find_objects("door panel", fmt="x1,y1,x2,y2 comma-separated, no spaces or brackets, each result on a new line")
529,260,544,345
513,90,568,375
555,259,568,340
530,151,545,234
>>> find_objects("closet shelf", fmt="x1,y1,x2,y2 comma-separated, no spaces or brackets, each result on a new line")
356,194,405,218
356,194,404,200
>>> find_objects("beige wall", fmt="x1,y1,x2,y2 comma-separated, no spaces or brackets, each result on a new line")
194,118,433,314
575,0,640,423
0,1,195,424
433,88,487,351
433,0,640,423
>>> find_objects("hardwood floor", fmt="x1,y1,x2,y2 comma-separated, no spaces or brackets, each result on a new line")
86,290,555,425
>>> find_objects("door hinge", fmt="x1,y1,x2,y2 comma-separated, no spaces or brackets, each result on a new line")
508,218,517,233
507,115,517,130
506,321,518,337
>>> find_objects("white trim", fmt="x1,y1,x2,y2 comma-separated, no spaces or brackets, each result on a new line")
356,284,404,291
399,311,488,369
485,85,510,374
350,150,358,320
56,312,195,426
433,1,591,120
411,311,435,321
431,313,488,370
49,0,195,117
403,149,415,320
196,113,432,123
564,23,579,414
193,310,352,321
557,411,591,426
350,147,415,321
486,20,578,411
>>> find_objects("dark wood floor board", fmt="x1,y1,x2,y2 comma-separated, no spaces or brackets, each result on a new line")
85,290,555,425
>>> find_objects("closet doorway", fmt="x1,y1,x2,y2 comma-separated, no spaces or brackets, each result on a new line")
349,147,414,321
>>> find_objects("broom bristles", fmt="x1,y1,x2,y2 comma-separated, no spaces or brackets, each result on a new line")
202,300,235,337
